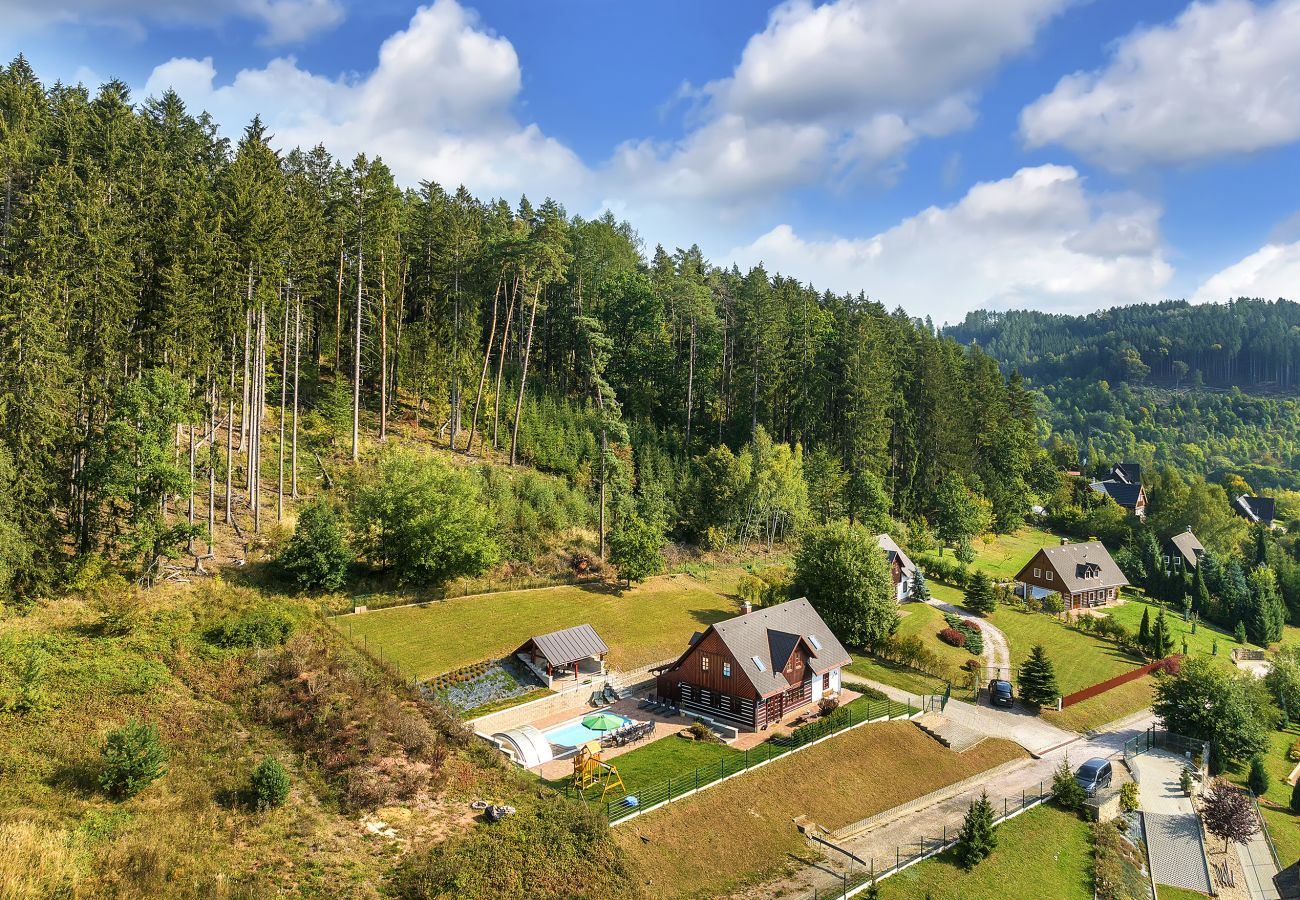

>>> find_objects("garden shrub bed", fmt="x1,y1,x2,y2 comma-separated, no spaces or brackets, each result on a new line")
435,659,546,714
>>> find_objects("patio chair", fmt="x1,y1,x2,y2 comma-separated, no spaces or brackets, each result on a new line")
602,684,618,703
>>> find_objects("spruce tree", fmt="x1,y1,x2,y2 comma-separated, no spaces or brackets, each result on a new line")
911,567,931,601
964,570,996,616
1137,607,1151,650
1018,644,1060,707
1151,609,1175,658
1247,755,1270,797
1052,757,1087,810
954,791,998,869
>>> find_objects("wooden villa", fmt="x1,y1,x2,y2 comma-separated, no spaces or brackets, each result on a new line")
654,597,849,731
1014,539,1129,611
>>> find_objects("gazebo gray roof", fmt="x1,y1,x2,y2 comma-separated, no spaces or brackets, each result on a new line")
520,623,609,668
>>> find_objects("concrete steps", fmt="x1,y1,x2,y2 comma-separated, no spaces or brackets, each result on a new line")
914,713,986,753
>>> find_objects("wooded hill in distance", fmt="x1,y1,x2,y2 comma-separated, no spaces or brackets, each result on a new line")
946,300,1300,492
0,57,1049,602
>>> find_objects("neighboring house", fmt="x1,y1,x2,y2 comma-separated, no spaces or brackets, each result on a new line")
877,533,917,601
1163,527,1205,573
654,597,850,731
1014,539,1129,611
514,624,608,688
1089,462,1147,519
1234,494,1277,529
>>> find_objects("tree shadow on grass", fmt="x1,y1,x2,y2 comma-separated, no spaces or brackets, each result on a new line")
689,607,735,627
47,759,102,799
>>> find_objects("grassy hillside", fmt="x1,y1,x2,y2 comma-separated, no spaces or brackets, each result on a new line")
0,578,638,900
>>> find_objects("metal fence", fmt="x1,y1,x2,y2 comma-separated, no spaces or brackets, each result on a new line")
569,696,920,824
804,782,1056,899
1123,725,1210,777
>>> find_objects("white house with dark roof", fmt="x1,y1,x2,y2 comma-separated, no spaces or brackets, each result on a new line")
877,533,917,601
1163,527,1205,572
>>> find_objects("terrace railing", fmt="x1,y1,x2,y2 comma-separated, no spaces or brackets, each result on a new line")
569,696,921,825
1122,725,1210,777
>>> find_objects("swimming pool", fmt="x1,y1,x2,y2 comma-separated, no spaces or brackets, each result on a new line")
544,713,632,749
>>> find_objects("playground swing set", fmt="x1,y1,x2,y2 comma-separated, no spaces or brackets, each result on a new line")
571,740,625,800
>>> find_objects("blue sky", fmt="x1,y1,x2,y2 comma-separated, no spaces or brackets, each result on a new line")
5,0,1300,323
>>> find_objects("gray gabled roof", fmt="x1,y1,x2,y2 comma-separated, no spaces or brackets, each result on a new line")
690,597,850,699
521,623,608,668
1166,528,1205,567
1019,541,1129,594
877,533,916,577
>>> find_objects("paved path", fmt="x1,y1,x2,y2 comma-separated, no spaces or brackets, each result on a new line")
1238,828,1283,899
1134,750,1213,894
926,597,1011,680
742,705,1155,899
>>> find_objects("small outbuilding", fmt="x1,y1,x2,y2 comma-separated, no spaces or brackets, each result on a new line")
515,624,609,688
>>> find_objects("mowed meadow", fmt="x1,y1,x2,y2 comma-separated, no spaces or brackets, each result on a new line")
335,572,741,678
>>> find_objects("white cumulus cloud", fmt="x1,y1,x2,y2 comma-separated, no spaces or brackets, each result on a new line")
1021,0,1300,169
727,165,1172,323
608,0,1070,207
1193,240,1300,302
143,0,589,197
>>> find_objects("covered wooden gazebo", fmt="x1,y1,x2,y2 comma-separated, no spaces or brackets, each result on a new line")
515,624,608,687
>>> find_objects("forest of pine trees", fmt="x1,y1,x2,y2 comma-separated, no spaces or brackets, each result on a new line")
0,57,1053,602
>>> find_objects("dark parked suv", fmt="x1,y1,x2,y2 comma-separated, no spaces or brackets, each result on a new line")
988,679,1014,708
1074,758,1113,795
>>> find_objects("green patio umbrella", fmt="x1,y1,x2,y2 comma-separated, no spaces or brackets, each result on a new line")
582,713,625,732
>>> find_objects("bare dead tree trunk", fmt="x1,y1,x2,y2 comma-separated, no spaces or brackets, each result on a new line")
352,226,363,462
278,294,289,520
493,273,520,450
467,271,503,456
240,290,251,450
509,283,541,467
379,245,388,442
292,292,301,498
225,346,235,526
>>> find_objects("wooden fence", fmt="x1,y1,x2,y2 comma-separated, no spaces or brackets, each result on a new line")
1058,655,1179,709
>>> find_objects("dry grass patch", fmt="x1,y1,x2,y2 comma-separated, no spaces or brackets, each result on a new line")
337,573,739,678
614,721,1027,898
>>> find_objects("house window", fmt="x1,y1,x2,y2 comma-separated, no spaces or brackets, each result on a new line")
722,661,731,677
1045,570,1053,581
823,672,830,691
701,655,709,671
1033,567,1041,578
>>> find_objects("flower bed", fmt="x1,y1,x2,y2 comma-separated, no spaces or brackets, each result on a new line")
942,613,984,656
939,627,966,648
436,660,545,714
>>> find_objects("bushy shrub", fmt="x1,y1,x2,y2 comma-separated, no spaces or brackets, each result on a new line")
1052,757,1086,810
818,697,839,717
276,499,352,591
939,627,966,648
1248,755,1270,796
205,608,294,649
961,619,982,633
249,757,291,810
99,721,167,798
1288,737,1300,763
85,574,143,636
1119,782,1139,813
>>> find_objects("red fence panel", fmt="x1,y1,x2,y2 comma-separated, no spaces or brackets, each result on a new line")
1059,655,1179,708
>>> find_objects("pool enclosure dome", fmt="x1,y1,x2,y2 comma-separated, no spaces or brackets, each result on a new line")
492,724,554,767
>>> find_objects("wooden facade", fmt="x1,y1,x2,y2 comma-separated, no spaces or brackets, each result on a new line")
1016,546,1124,611
654,600,846,731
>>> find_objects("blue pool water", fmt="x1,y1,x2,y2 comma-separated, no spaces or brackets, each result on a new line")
544,713,632,748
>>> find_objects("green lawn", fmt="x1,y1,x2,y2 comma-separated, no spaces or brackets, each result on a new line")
845,655,950,696
989,606,1142,695
546,694,913,803
334,573,739,679
919,525,1062,581
843,596,973,694
1041,676,1156,734
1106,595,1263,659
876,804,1093,900
1226,724,1300,866
1157,887,1212,899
